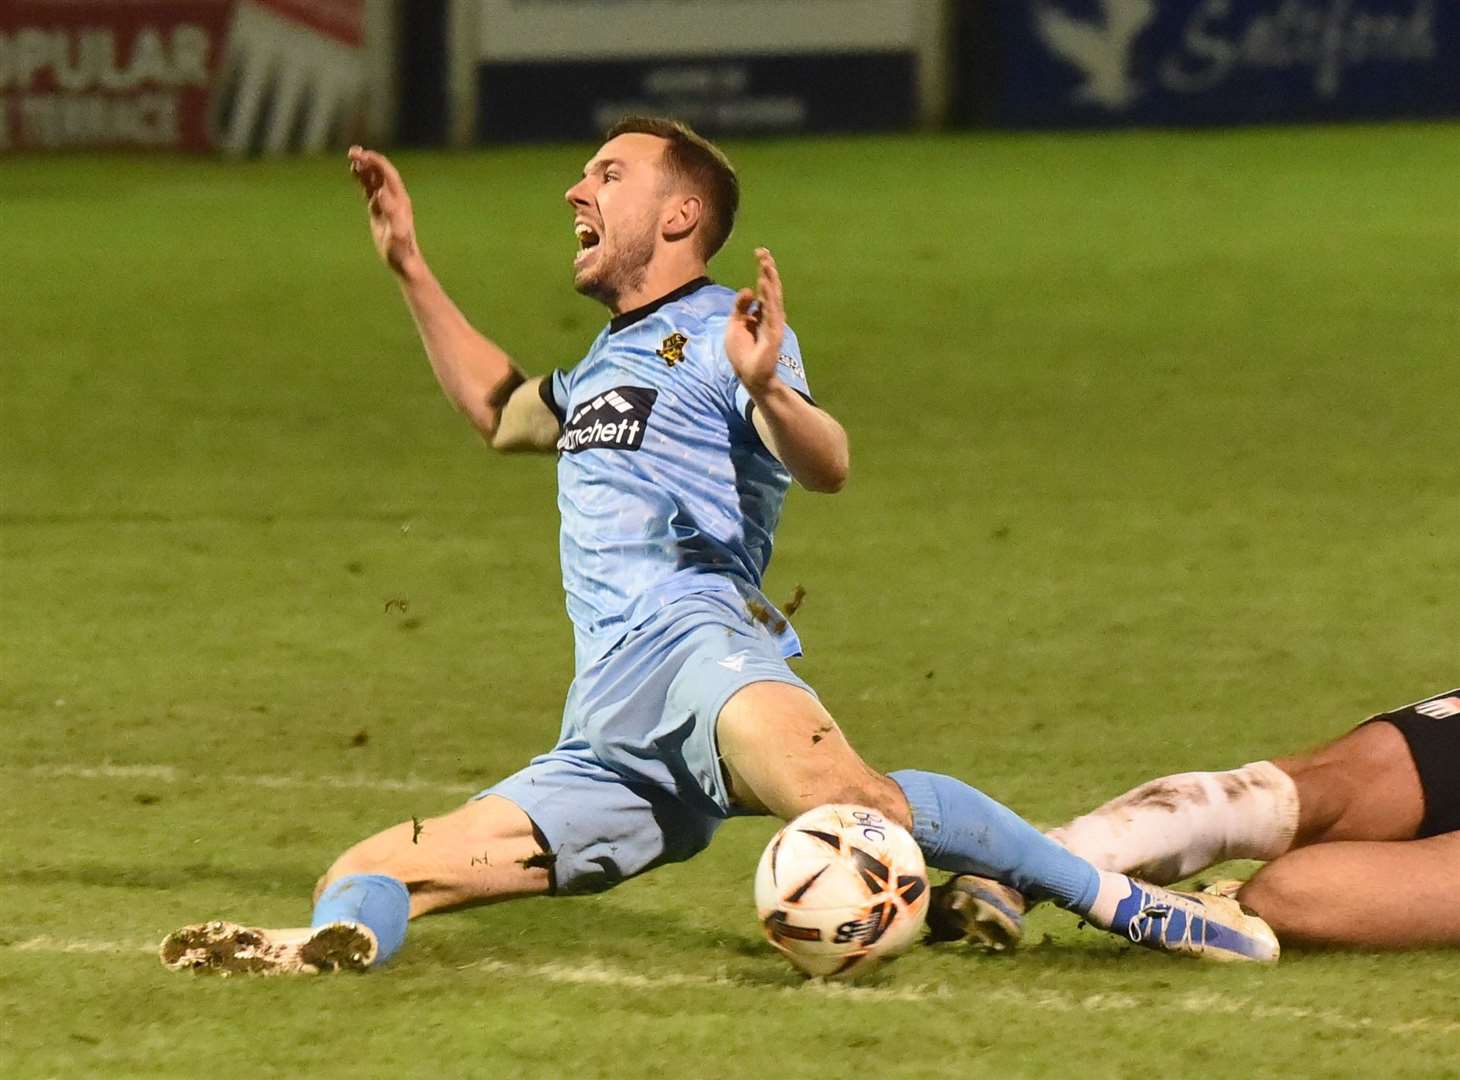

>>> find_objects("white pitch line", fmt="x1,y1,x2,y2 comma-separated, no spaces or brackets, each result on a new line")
26,763,182,782
8,936,156,955
465,957,943,1003
10,936,1460,1037
238,773,474,795
22,762,474,796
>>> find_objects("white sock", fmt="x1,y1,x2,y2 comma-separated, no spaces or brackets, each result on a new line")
1085,871,1140,928
1048,761,1300,885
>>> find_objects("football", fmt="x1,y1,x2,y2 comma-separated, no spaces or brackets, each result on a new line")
755,804,930,980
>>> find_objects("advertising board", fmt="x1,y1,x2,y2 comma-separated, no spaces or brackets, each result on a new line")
471,0,937,141
1,0,367,153
980,0,1459,127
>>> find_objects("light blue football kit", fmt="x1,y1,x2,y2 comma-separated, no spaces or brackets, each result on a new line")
482,277,817,893
312,277,1279,967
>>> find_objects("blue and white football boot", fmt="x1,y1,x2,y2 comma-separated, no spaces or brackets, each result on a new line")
1104,879,1280,963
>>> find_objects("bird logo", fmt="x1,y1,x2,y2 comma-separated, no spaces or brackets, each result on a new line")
1034,0,1156,111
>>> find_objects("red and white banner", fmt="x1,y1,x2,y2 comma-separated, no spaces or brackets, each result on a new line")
0,0,364,153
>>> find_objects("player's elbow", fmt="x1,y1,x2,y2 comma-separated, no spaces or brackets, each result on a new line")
817,471,848,495
802,456,849,494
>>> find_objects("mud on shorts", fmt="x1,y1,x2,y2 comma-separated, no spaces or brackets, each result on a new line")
1366,688,1460,838
476,590,815,894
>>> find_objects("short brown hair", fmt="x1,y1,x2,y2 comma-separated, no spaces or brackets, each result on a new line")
606,116,739,260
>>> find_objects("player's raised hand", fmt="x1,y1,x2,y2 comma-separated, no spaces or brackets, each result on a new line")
725,247,786,395
348,145,420,277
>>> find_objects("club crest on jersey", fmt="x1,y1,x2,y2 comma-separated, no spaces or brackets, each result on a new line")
557,386,657,454
656,332,689,367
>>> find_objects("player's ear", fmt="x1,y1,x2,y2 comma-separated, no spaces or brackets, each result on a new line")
663,194,703,245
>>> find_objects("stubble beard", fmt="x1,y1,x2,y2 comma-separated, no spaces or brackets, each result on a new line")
574,213,657,311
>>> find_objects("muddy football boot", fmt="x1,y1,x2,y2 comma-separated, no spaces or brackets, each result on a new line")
926,874,1027,951
160,920,378,975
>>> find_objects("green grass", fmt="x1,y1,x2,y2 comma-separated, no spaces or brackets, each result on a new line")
3,122,1459,1078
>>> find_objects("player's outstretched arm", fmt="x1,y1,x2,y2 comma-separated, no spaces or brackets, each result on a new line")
726,248,849,493
347,146,558,451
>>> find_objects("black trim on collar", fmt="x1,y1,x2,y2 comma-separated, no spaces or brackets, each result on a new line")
608,276,714,334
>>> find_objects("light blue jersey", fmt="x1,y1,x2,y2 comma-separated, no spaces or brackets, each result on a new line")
539,277,813,673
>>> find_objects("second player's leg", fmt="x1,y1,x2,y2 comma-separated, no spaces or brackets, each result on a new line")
1275,719,1424,845
1239,830,1460,947
1050,718,1428,884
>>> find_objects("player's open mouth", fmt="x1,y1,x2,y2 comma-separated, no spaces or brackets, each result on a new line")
574,221,601,265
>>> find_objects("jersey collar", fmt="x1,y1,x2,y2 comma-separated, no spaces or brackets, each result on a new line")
608,276,714,335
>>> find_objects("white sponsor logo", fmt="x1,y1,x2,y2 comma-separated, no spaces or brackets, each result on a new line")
776,352,805,378
570,389,635,424
1036,0,1439,111
718,651,748,672
1036,0,1156,110
1415,697,1460,720
557,386,655,454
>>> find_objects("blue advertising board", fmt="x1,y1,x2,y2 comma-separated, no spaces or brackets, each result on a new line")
984,0,1459,127
478,54,917,143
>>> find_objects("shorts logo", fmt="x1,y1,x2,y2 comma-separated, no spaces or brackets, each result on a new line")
1415,696,1460,720
657,332,688,367
557,386,657,454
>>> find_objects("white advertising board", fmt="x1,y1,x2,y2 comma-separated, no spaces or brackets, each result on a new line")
476,0,922,60
460,0,949,142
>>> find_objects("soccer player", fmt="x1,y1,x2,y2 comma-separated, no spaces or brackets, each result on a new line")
934,688,1460,949
161,118,1276,974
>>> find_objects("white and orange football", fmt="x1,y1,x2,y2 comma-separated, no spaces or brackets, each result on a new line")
754,804,930,980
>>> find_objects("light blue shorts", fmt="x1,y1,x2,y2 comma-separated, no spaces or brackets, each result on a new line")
479,590,815,895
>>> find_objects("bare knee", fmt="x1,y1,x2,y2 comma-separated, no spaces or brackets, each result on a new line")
806,772,912,830
1237,861,1309,938
716,683,910,827
1278,720,1423,843
1238,851,1347,946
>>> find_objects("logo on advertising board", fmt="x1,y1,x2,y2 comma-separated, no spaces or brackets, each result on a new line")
1036,0,1156,110
1007,0,1455,124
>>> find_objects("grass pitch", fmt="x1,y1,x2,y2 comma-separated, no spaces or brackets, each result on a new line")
3,122,1458,1079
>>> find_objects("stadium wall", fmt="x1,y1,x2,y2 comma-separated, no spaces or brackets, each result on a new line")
5,0,1456,155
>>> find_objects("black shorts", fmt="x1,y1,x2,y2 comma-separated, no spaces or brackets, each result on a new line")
1368,689,1460,838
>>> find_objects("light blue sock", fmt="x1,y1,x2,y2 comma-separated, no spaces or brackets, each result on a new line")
311,874,410,965
891,769,1101,913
